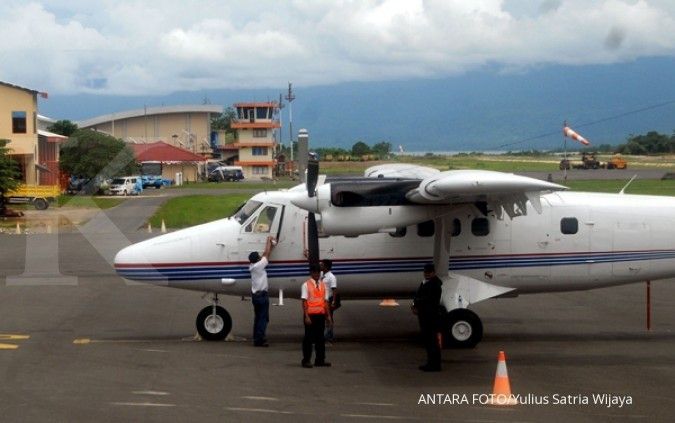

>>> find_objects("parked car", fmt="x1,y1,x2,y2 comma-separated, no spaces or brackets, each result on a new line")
109,176,142,195
208,166,244,182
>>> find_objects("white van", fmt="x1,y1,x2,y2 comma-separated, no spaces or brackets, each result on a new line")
109,176,141,196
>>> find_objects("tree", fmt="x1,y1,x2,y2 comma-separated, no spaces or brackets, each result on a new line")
0,139,21,215
351,141,371,156
372,141,392,158
60,130,137,181
210,107,237,132
48,120,78,137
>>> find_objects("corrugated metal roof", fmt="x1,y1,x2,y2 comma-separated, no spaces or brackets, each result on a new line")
78,105,224,128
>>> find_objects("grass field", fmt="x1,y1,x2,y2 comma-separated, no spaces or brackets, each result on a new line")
169,181,297,190
148,194,251,228
563,179,675,196
150,179,675,228
319,154,675,174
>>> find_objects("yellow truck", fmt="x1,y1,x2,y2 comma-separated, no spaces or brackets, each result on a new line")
4,185,60,210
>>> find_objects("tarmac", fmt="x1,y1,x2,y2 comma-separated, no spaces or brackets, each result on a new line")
1,185,674,422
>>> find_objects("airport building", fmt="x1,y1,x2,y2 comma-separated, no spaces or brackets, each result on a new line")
0,80,65,186
78,105,223,156
219,102,280,180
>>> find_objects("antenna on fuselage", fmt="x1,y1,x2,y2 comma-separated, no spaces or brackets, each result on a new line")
619,174,638,195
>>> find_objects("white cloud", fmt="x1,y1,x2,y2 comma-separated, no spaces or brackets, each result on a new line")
0,0,673,95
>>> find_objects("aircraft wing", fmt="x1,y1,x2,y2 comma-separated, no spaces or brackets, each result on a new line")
293,167,567,235
364,163,440,179
404,169,567,218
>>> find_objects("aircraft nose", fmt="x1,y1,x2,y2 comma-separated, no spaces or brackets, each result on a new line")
114,242,152,279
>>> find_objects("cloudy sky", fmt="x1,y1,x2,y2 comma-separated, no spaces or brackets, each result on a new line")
1,0,675,96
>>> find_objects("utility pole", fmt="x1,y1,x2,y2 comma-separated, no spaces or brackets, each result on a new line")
278,93,284,156
284,82,295,162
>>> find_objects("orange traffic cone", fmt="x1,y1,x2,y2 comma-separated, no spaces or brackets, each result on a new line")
378,298,399,307
488,351,517,406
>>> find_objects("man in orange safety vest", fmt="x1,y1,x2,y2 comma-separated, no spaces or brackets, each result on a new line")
301,264,332,368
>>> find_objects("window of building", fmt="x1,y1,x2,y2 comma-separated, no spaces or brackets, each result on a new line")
560,217,578,235
252,147,268,156
12,111,27,134
417,220,435,237
451,218,461,236
389,227,407,238
252,166,268,175
471,218,490,236
256,107,269,120
253,129,267,138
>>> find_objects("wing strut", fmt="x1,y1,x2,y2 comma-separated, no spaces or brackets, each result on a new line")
432,216,516,312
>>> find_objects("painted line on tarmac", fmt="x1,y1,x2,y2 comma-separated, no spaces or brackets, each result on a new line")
0,334,30,340
353,402,396,407
0,334,30,350
111,402,175,407
241,396,279,401
132,391,170,396
0,343,20,350
341,413,413,420
225,407,295,415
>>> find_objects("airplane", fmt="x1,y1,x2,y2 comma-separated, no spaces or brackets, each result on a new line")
114,161,675,348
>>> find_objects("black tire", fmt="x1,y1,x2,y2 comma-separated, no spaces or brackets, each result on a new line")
33,198,49,210
443,309,483,349
196,305,232,341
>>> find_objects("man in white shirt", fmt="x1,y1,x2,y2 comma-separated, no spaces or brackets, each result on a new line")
321,259,338,342
248,236,275,347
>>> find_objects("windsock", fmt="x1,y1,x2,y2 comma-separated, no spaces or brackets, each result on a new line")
563,126,590,145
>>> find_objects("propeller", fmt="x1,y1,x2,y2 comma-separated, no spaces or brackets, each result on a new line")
306,158,320,270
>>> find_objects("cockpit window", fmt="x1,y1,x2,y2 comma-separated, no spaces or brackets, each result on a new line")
233,200,262,224
246,206,278,233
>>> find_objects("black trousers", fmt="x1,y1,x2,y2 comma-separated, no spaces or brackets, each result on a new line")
420,318,441,368
302,314,326,364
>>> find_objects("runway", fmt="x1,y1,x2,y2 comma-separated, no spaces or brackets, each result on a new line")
1,228,674,422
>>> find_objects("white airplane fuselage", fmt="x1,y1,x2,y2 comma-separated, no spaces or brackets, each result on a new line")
114,189,675,300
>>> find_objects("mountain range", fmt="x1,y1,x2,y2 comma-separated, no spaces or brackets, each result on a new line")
39,57,675,152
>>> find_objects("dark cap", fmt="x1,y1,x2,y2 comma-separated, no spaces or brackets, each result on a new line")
248,251,261,263
309,264,321,274
423,263,435,273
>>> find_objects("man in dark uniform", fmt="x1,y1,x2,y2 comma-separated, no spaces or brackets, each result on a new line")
411,263,443,372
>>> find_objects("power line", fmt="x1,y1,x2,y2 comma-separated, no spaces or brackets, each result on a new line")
493,99,675,150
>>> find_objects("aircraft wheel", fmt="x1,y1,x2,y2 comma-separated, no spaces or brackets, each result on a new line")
443,309,483,349
196,305,232,341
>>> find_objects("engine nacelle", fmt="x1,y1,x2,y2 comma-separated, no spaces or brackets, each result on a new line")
319,205,448,236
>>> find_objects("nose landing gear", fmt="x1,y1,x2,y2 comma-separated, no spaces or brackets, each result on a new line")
196,294,232,341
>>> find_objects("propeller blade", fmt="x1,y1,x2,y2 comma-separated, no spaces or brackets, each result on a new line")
307,159,319,198
307,212,320,268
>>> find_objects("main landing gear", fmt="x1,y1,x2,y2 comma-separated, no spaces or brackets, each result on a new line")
442,308,483,349
196,293,232,341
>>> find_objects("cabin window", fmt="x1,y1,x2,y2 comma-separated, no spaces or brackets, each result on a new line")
471,218,490,236
451,218,461,236
389,226,407,238
12,111,27,134
417,220,435,237
560,217,578,235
